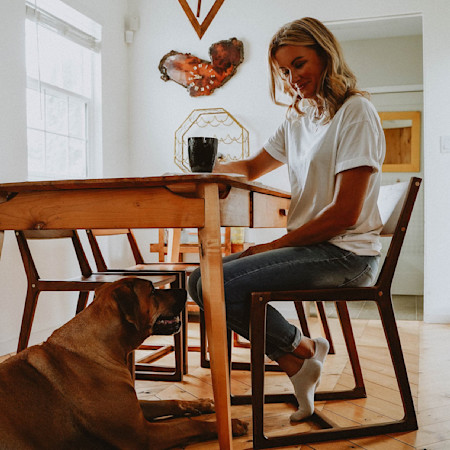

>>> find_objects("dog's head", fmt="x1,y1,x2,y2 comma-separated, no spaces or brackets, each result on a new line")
98,278,186,340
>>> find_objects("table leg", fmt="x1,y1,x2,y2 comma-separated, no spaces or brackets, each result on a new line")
198,183,233,449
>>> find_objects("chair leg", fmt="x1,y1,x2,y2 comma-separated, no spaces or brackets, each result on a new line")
135,329,184,382
76,292,90,315
181,306,188,374
377,296,417,429
233,331,250,348
294,301,311,337
250,294,269,449
199,308,209,368
315,301,335,354
334,301,365,397
173,324,184,380
17,287,40,352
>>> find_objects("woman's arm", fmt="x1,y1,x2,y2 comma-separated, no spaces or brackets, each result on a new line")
214,148,283,181
240,166,373,257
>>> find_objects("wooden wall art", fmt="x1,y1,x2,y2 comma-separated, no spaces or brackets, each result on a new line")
159,37,244,97
179,0,225,39
379,111,421,172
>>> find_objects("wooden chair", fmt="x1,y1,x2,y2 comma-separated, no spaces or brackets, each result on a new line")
246,177,421,448
85,228,197,380
15,230,176,362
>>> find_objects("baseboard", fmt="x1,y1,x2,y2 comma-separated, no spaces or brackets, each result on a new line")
423,313,450,324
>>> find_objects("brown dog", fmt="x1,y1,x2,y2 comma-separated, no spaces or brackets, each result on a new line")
0,278,248,449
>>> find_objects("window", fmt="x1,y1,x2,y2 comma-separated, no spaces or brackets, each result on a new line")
25,0,101,180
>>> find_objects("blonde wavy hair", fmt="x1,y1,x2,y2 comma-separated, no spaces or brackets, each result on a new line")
269,17,368,122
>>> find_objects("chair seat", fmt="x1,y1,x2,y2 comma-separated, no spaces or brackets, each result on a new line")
38,273,176,286
124,263,198,275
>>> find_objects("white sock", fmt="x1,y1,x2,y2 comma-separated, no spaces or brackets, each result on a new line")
313,337,330,364
311,337,329,391
289,358,322,422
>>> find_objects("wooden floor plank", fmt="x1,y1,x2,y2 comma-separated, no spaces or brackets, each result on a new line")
350,435,415,449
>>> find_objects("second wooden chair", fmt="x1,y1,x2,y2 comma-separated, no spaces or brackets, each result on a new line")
86,228,197,380
15,230,175,365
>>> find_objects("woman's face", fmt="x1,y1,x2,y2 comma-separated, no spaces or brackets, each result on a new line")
274,45,326,100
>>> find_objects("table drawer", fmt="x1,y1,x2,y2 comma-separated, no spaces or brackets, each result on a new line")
252,193,290,228
220,188,251,227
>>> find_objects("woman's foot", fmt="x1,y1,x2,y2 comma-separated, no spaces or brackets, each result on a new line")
289,358,322,421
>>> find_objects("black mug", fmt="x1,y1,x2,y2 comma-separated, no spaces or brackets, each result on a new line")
188,137,218,173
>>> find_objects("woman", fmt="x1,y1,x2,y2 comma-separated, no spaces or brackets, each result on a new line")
188,17,385,421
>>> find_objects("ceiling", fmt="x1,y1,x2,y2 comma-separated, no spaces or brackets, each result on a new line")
325,14,422,41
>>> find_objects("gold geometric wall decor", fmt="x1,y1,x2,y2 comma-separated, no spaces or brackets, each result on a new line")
174,108,249,172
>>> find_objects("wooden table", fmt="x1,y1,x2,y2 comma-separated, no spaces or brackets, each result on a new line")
0,174,290,449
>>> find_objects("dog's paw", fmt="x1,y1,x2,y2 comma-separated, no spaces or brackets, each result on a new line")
179,398,215,416
231,418,248,436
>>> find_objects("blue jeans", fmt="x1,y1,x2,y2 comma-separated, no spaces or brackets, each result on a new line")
188,242,379,360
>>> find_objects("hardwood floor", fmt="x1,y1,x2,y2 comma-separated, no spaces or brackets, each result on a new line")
134,316,449,449
1,316,448,449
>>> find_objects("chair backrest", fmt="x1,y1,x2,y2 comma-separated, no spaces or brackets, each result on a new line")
378,181,410,236
376,177,422,288
86,229,144,272
15,229,93,281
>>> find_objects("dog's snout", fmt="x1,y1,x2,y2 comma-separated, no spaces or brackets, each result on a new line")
154,288,187,316
152,289,187,336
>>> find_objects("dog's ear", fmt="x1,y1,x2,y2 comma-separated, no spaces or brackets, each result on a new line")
112,281,142,331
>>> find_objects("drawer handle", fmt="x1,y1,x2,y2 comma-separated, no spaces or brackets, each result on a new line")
279,208,288,216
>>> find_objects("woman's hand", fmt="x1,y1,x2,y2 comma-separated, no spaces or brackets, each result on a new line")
239,242,278,258
213,148,283,180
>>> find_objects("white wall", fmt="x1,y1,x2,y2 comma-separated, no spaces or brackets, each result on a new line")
422,0,450,322
344,35,423,89
126,0,450,322
0,0,130,355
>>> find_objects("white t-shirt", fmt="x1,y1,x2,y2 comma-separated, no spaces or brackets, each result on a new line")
264,95,386,256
